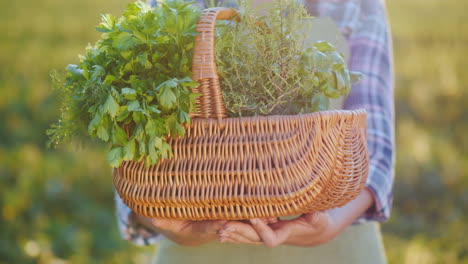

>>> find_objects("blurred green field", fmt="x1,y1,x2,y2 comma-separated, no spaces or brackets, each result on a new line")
0,0,467,263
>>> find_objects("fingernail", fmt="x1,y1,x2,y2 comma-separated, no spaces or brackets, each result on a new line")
225,227,236,232
250,218,258,224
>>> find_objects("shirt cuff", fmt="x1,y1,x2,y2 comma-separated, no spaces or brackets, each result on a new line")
355,161,394,223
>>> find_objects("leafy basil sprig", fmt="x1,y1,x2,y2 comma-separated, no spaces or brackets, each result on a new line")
47,0,202,167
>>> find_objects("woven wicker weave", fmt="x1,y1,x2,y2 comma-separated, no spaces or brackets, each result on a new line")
113,7,369,220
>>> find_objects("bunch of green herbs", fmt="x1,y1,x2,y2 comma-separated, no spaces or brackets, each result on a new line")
214,0,362,116
47,0,202,167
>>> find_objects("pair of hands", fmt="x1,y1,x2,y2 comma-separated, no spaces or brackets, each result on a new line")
135,187,374,248
148,211,333,248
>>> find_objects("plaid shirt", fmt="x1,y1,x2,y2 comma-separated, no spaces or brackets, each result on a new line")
115,0,395,245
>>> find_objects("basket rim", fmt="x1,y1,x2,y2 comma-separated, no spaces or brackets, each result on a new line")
189,109,366,123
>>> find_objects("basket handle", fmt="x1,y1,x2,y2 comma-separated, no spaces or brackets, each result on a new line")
190,7,239,120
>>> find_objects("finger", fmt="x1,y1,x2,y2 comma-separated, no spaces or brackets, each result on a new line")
258,217,279,224
219,235,262,245
218,229,262,245
223,221,261,242
250,218,285,248
266,217,279,224
219,236,240,244
219,227,262,244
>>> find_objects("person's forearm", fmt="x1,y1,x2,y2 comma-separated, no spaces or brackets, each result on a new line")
327,187,375,234
285,187,375,247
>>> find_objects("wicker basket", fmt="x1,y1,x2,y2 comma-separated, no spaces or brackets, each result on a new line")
113,7,369,220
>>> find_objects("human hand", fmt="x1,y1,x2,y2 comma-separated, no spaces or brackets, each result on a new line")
152,218,228,246
133,212,227,246
218,211,334,248
217,187,375,248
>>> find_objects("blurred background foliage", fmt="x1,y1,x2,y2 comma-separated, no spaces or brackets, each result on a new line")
0,0,466,263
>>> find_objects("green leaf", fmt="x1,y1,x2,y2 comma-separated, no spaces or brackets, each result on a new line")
133,123,145,140
153,137,163,149
123,2,141,17
137,53,152,69
138,139,147,155
323,84,341,99
66,64,83,77
122,61,134,73
88,105,98,114
177,110,190,124
148,106,161,114
97,122,110,141
127,100,140,111
188,92,201,112
91,65,105,82
102,14,115,28
159,86,177,109
310,93,330,111
128,75,146,90
103,75,116,85
159,141,172,159
132,111,143,124
123,139,136,161
82,66,89,80
165,79,178,88
113,32,139,50
179,80,199,88
103,94,119,117
110,86,121,102
88,112,101,135
334,70,348,93
350,71,364,84
116,105,130,122
96,27,112,33
145,119,157,136
96,14,115,33
121,50,132,60
166,113,185,137
112,126,128,145
148,137,159,164
122,88,137,100
145,94,154,103
107,147,123,167
133,31,147,42
313,41,335,52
